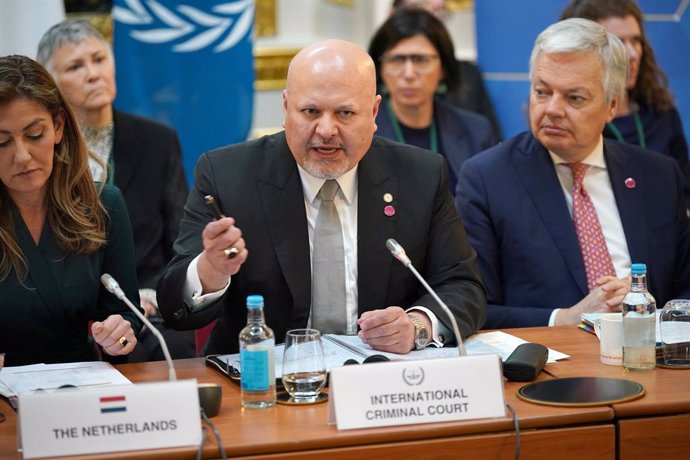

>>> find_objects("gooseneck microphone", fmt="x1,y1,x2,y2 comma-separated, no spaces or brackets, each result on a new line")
385,239,466,357
100,274,177,381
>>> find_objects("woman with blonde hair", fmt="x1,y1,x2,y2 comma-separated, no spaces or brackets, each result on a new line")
0,55,140,366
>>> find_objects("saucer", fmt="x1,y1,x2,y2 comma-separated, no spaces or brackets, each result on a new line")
276,391,328,406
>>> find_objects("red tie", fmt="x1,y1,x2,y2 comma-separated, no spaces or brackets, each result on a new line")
568,162,616,290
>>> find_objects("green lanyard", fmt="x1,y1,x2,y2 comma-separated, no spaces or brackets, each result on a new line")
606,111,646,149
384,98,438,153
106,152,115,185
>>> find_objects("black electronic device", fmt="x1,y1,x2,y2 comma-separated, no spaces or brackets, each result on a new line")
502,343,548,382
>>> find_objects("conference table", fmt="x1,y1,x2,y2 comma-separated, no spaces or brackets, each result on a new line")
0,326,688,459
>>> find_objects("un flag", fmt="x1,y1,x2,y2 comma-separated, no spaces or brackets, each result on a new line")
113,0,254,183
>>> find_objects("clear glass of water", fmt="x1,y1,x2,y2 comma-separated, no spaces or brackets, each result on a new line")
281,329,327,402
660,299,690,367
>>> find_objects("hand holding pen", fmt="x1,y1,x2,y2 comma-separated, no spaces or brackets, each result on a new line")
205,195,239,259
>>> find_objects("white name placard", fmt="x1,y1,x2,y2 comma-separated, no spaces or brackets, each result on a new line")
19,379,201,459
328,355,505,430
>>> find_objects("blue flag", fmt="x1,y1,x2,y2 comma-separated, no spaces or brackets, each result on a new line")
113,0,254,182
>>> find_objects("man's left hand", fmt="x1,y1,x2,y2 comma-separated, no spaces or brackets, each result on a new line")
357,307,416,354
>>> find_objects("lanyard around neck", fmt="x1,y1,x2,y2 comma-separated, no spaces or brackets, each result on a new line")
384,98,438,153
106,151,115,185
606,111,646,149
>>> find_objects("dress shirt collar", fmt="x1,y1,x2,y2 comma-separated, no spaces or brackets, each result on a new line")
548,136,606,170
296,163,358,205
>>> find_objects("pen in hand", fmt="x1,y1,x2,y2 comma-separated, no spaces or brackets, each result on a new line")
204,195,225,220
204,195,239,259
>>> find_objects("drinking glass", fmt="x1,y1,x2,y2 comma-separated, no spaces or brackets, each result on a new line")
660,299,690,367
281,329,327,402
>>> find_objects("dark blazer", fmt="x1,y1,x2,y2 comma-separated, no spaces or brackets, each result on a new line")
455,132,690,329
443,60,502,140
603,104,690,206
376,97,497,196
157,132,486,354
0,186,141,366
112,110,188,289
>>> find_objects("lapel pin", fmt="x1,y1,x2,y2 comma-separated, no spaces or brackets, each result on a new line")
384,205,396,217
625,178,636,189
383,193,393,203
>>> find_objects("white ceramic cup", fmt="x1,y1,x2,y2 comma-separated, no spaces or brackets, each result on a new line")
594,313,623,366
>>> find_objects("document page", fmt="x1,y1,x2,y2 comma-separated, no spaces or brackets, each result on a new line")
0,362,132,396
210,331,569,379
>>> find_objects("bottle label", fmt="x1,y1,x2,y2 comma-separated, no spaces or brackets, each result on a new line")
240,349,270,391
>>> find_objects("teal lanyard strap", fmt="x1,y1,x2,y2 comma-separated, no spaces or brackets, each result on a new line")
606,111,646,149
384,98,438,153
106,151,115,185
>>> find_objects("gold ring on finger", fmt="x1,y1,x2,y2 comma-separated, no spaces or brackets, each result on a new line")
223,246,239,259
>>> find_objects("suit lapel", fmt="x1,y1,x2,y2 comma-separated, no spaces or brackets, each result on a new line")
112,110,142,192
604,140,648,264
514,135,588,295
256,135,312,323
357,146,397,311
435,99,466,176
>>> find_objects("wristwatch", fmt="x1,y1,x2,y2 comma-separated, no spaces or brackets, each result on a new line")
408,314,429,350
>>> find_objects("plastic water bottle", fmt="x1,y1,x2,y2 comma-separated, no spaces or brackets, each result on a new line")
622,263,656,371
239,295,276,408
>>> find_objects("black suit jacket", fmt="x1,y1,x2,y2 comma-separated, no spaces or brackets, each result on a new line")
112,110,188,288
157,132,486,354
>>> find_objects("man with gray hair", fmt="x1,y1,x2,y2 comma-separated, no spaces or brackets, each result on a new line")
455,18,690,328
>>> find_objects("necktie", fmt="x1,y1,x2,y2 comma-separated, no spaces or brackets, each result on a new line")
311,180,347,334
568,162,616,290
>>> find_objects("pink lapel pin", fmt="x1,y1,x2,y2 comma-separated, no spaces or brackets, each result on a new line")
625,178,636,189
384,205,396,217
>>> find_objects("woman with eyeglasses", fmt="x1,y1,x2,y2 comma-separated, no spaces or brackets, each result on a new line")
369,8,497,195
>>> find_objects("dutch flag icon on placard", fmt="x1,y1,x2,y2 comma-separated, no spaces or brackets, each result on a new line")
100,396,127,414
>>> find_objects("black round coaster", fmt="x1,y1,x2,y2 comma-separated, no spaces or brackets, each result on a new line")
517,377,645,407
276,391,328,406
656,357,690,369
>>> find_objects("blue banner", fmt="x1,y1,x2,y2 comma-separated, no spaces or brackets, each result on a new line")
113,0,255,183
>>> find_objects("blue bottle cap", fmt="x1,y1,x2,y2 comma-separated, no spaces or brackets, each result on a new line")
631,263,647,274
246,295,264,308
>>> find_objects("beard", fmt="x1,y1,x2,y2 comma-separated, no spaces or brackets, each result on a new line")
300,155,351,179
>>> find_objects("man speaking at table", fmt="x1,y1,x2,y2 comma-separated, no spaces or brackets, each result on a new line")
157,39,486,355
455,18,690,329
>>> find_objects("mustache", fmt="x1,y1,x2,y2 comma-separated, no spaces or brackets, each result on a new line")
308,138,345,150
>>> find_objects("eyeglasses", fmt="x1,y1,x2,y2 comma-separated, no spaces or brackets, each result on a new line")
380,54,440,75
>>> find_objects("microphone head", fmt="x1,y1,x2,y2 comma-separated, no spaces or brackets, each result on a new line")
385,238,411,267
100,273,120,294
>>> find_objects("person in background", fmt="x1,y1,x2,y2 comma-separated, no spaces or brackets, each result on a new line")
369,8,497,196
0,55,141,366
157,39,486,355
455,19,690,329
561,0,690,207
391,0,502,139
36,20,194,361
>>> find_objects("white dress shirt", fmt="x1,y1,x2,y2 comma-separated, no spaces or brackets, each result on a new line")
547,136,632,325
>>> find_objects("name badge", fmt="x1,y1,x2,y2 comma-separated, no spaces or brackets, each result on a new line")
18,380,201,459
328,355,505,430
